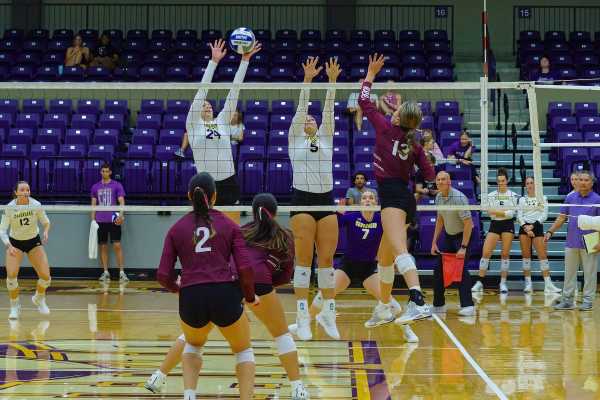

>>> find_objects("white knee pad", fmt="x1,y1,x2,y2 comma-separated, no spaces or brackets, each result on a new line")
177,333,186,342
275,333,297,356
37,278,51,289
395,254,416,275
6,278,18,291
479,258,490,271
311,291,324,310
183,343,203,358
378,264,395,284
317,267,335,289
500,259,510,272
236,348,255,365
522,258,531,271
293,266,312,289
540,259,550,272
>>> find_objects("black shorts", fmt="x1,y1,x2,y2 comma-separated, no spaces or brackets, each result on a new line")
9,235,42,253
337,259,378,284
255,283,274,296
488,219,515,235
215,175,241,206
518,221,544,237
377,178,416,224
179,282,244,328
98,222,122,244
290,189,335,222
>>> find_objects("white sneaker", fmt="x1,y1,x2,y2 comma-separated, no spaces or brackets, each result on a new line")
458,306,475,316
99,271,110,281
119,271,129,282
499,282,508,293
291,380,309,400
144,370,167,393
316,307,340,340
523,280,532,293
544,280,562,294
32,294,50,315
364,302,394,328
296,311,313,341
8,302,20,320
402,325,419,343
500,292,508,305
394,301,432,325
390,298,402,316
288,323,298,336
471,280,483,292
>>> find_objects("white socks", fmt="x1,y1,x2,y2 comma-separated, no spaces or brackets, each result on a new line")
184,389,196,400
297,299,309,315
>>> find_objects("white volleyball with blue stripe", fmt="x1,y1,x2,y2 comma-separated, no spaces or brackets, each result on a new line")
229,27,256,54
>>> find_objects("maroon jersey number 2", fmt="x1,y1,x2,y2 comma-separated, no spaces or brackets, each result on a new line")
194,227,212,253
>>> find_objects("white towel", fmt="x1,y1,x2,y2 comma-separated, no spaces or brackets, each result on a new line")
89,220,99,259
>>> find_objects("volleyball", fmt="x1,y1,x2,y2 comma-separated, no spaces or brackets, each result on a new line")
228,27,256,54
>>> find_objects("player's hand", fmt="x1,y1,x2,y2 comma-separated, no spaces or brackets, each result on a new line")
241,41,262,61
367,53,385,78
302,56,322,82
7,245,18,257
42,230,49,244
456,248,466,259
431,242,440,255
114,216,124,226
543,232,552,242
209,38,227,63
325,57,341,82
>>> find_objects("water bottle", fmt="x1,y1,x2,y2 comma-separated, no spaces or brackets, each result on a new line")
58,65,64,75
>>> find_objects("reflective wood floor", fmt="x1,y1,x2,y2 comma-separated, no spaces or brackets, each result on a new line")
0,280,598,399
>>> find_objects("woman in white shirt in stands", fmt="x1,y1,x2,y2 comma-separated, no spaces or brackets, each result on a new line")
0,181,52,320
517,176,561,293
472,168,519,294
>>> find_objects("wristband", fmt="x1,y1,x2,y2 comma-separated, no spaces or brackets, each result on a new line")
460,245,468,250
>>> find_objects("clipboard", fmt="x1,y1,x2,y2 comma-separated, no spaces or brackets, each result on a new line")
583,232,600,254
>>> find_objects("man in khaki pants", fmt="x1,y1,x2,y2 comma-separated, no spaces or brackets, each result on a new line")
545,171,600,311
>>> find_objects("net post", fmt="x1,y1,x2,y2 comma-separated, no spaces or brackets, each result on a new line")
525,83,544,203
480,76,489,206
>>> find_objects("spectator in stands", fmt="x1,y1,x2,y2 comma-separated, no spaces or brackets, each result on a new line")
446,129,480,185
347,78,378,131
415,153,438,201
529,56,556,84
90,34,119,71
345,172,377,205
420,130,445,165
568,171,580,195
546,170,600,311
65,35,91,68
175,111,244,157
430,171,475,316
91,164,128,282
379,81,401,116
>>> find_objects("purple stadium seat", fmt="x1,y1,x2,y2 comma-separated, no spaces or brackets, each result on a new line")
453,180,475,199
140,66,163,81
244,114,268,130
165,65,190,81
332,179,349,199
246,100,268,115
402,67,426,81
152,161,177,193
59,144,86,158
556,67,577,81
140,99,164,114
0,159,19,191
551,116,577,132
30,144,56,160
590,148,600,162
239,145,265,164
23,38,47,52
437,115,462,132
166,100,190,114
332,130,349,147
445,163,472,180
8,128,34,145
246,66,269,82
331,145,348,163
53,159,80,192
0,100,18,116
36,128,62,146
48,99,72,115
136,113,162,130
267,145,289,161
4,28,24,40
551,54,573,67
11,65,34,80
88,144,114,161
52,28,73,40
155,145,178,161
93,129,118,146
353,129,375,147
22,100,44,115
548,102,572,120
332,162,350,180
131,128,157,145
16,113,40,130
76,99,99,115
353,145,373,163
180,160,197,190
353,162,375,181
36,65,59,81
71,114,97,130
270,66,294,82
61,66,84,81
436,101,460,116
176,29,197,40
560,148,589,175
580,116,600,132
272,100,295,114
64,128,91,145
86,66,111,81
17,53,41,67
416,101,432,116
420,115,435,131
127,144,153,159
149,39,171,52
269,130,288,147
403,53,426,67
29,160,51,193
429,67,453,82
123,160,150,193
2,143,27,157
104,99,128,116
377,67,400,81
556,131,582,142
98,113,124,130
575,102,598,118
159,129,184,145
163,114,186,130
267,160,292,196
272,51,295,66
439,131,461,149
239,160,265,195
585,132,600,142
243,129,266,146
270,114,293,130
42,113,68,131
83,159,104,188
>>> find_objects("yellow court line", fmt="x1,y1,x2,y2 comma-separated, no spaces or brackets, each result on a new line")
9,343,36,359
352,341,371,400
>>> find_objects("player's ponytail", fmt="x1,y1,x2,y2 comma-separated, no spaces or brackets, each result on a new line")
242,193,291,254
188,172,216,242
398,101,423,150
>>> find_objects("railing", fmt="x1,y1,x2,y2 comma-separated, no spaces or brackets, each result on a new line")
513,5,600,54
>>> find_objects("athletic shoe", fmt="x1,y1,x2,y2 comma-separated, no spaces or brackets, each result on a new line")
291,380,310,400
500,292,508,305
316,309,340,340
8,302,20,320
432,305,447,314
145,370,167,393
525,293,532,307
174,148,185,158
499,282,508,293
288,323,298,336
364,302,394,328
32,294,50,315
402,325,419,343
394,301,432,325
295,312,313,341
553,300,575,310
579,301,593,311
544,293,561,307
99,271,110,281
523,280,532,293
458,306,475,316
472,292,483,304
544,281,562,294
119,271,129,282
471,281,483,292
390,298,402,316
